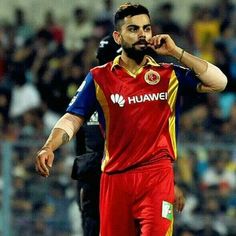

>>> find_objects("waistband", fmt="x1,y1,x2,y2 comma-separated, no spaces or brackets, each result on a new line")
103,156,173,175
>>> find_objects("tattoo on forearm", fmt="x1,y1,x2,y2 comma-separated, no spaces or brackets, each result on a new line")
62,133,69,144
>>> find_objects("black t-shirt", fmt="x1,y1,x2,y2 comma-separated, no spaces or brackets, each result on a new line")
75,112,104,155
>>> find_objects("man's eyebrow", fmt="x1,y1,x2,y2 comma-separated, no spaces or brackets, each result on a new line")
127,24,151,28
127,24,139,28
143,24,151,28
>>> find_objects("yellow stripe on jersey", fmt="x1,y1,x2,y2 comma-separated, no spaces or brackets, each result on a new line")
165,218,174,236
94,80,110,171
167,70,179,159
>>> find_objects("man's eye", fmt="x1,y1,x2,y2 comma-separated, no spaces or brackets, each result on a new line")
144,27,151,32
129,28,137,32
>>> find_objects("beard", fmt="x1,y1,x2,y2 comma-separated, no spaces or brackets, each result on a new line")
122,38,153,64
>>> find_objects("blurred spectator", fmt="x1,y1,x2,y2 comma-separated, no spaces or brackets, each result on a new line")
17,110,44,141
185,4,202,53
93,0,114,38
192,7,220,62
79,36,100,73
0,44,7,81
43,10,64,45
95,0,114,22
217,22,236,90
176,148,197,189
0,87,11,123
201,151,236,191
45,182,73,235
195,215,223,235
13,8,34,48
8,68,41,120
212,0,235,24
63,52,86,104
64,7,94,51
212,41,231,87
92,18,113,40
222,103,236,137
204,94,226,136
153,2,182,36
179,230,195,236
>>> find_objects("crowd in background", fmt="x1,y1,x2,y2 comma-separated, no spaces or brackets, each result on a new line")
0,0,236,235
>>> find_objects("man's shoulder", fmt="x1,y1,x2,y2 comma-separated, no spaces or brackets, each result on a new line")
158,62,173,69
156,62,188,72
91,62,113,74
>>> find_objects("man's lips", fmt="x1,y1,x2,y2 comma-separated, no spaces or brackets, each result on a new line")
134,40,148,47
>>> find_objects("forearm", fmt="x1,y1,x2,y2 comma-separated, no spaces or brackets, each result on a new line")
42,113,84,151
42,128,70,152
172,47,227,92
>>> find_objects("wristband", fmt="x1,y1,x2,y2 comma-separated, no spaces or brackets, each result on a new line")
53,116,75,141
178,49,185,62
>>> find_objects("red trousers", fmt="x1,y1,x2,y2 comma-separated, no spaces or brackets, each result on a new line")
100,159,174,236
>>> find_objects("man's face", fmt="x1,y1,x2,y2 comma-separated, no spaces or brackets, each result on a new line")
118,14,152,61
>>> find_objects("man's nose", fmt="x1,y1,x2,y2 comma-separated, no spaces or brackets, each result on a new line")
138,28,145,37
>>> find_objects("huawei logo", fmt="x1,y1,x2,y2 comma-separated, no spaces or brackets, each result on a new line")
110,94,125,107
110,92,168,107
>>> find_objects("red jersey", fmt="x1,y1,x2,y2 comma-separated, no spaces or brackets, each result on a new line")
67,56,200,173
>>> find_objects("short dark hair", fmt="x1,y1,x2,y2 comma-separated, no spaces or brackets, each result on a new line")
114,3,150,30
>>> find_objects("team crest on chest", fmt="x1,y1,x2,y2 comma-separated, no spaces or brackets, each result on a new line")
144,70,160,85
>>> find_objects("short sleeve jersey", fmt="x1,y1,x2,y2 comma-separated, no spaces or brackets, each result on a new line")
67,56,200,173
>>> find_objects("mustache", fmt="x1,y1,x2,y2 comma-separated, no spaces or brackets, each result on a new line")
133,39,148,46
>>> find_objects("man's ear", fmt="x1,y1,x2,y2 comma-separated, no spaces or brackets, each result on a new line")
113,31,121,45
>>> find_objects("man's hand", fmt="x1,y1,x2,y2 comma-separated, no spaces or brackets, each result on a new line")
148,34,177,56
35,147,54,177
174,185,185,213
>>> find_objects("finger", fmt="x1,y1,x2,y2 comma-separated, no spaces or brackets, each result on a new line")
156,36,165,47
35,161,49,177
157,38,165,48
35,156,49,176
175,197,185,212
174,198,180,212
148,36,158,48
39,156,50,174
46,153,54,168
35,162,49,177
147,43,156,51
179,197,185,212
149,37,165,50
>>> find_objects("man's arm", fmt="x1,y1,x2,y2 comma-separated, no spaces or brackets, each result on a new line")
172,47,227,93
35,113,84,177
149,34,227,92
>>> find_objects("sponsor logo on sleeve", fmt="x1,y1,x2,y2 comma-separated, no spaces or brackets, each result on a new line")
69,80,86,106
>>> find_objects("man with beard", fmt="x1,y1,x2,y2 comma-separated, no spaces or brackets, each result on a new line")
72,34,185,236
35,3,227,236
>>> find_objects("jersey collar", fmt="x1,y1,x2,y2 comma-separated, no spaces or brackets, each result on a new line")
111,55,160,71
